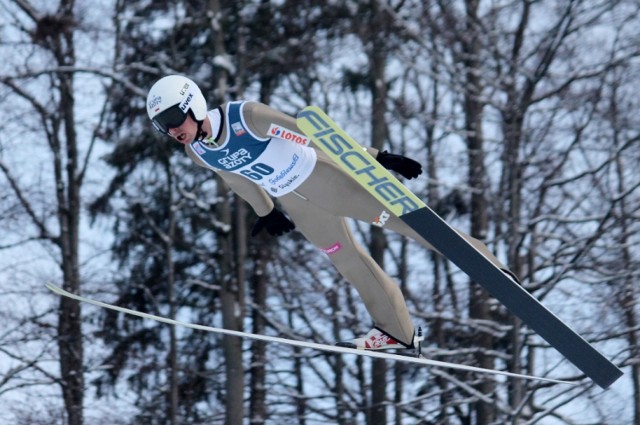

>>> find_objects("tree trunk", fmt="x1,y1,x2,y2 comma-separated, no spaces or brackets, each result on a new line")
217,186,245,425
54,2,85,423
207,1,245,422
249,243,268,425
462,1,496,422
165,167,179,425
368,20,389,424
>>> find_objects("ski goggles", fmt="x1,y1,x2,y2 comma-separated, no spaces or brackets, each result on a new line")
152,104,188,134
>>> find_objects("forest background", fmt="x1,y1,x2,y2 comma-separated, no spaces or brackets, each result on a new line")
1,1,639,424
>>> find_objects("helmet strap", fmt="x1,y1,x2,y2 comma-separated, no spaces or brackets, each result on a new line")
195,120,207,141
189,110,208,141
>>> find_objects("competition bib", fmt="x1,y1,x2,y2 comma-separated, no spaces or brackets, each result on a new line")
189,101,316,196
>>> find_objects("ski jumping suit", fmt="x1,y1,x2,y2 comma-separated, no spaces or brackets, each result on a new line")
185,101,508,346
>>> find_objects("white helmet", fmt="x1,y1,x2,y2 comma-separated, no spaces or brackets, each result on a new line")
146,75,208,134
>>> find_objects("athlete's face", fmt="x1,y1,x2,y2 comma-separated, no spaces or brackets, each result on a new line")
168,114,198,145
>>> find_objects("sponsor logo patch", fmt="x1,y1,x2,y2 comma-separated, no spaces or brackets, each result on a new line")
232,122,246,136
148,95,162,111
268,124,310,146
372,210,390,227
268,154,299,185
179,92,193,112
217,148,251,169
192,142,206,155
320,242,342,255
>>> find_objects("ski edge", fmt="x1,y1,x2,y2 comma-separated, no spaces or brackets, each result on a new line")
46,283,577,386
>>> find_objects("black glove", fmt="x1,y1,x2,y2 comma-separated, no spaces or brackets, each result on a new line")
376,150,423,179
251,208,295,237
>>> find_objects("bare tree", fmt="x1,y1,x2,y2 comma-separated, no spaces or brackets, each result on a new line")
374,0,640,423
0,0,112,423
3,0,639,424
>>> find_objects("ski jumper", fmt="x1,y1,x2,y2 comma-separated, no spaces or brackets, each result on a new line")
185,101,508,346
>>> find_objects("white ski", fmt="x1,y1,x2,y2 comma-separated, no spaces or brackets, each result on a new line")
46,283,575,386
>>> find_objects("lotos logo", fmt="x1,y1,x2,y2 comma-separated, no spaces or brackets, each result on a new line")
148,95,162,111
268,124,310,146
